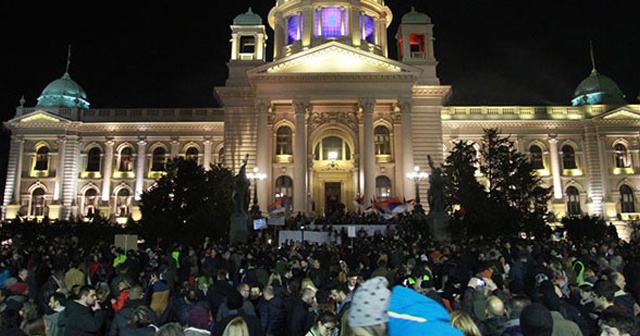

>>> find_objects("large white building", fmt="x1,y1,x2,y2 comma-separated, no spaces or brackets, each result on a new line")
3,1,640,230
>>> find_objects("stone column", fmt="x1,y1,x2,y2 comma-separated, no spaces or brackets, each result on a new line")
596,134,609,206
54,136,67,202
256,100,270,213
11,137,24,205
171,137,180,158
61,135,80,220
2,137,23,220
293,99,309,213
101,138,115,202
399,97,415,199
361,98,376,207
548,135,563,199
203,137,212,169
135,137,147,200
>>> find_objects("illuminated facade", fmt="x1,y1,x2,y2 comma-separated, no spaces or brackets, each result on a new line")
3,1,640,234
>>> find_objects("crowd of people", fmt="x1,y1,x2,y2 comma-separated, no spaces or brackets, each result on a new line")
0,214,638,336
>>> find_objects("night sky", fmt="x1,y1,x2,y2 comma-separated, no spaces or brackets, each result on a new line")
1,1,639,195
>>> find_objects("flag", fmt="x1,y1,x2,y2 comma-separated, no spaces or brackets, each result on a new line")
268,198,284,214
353,194,365,207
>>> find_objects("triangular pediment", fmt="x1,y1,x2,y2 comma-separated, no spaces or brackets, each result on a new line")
9,110,71,124
248,42,420,75
598,107,640,120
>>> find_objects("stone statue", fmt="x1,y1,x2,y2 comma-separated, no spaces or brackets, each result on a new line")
427,155,445,214
232,154,250,215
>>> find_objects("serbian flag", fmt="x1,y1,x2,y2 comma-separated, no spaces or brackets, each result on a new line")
268,198,285,214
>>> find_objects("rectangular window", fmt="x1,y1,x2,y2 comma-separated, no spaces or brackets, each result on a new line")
240,36,255,53
362,14,375,44
319,7,342,38
287,14,301,44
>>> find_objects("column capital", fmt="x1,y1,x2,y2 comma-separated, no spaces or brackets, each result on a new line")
255,99,271,112
397,96,414,112
105,136,115,146
56,135,67,144
547,134,558,143
293,98,310,114
359,97,376,114
137,136,147,146
13,135,24,144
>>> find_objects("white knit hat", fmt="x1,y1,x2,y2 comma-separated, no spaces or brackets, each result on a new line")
348,276,391,327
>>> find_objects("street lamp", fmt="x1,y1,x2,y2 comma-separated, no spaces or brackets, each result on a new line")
406,165,428,205
247,167,267,218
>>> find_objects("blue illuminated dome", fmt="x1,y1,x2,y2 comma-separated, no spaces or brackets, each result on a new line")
233,7,263,25
37,72,90,109
401,7,431,24
571,69,626,106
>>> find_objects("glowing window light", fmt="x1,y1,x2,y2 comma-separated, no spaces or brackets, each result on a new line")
361,14,375,44
287,14,302,44
318,7,342,38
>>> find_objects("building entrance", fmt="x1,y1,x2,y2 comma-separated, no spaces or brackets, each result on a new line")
325,182,341,215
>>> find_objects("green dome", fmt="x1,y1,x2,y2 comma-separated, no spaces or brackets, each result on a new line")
37,72,90,109
401,7,431,24
571,69,626,106
233,7,262,25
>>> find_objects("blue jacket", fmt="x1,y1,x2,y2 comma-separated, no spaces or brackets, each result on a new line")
388,286,464,336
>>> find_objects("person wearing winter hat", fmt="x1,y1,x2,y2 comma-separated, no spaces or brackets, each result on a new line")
519,303,553,336
348,276,390,336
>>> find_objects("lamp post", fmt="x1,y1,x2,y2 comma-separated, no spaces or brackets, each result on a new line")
406,165,428,213
247,167,267,218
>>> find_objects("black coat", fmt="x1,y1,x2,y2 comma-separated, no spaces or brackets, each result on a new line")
63,301,106,336
289,299,317,336
259,295,286,336
109,299,157,336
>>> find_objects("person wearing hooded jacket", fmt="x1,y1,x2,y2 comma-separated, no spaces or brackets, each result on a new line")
387,285,464,336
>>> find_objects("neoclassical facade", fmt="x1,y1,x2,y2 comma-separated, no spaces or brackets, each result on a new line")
3,1,640,231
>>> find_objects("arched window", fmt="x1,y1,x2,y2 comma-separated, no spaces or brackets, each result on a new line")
376,176,392,200
566,186,581,216
118,147,134,172
86,147,102,172
614,144,629,168
276,126,293,155
529,145,543,169
35,147,50,171
218,147,225,165
151,148,167,171
275,176,293,211
561,145,577,170
185,147,198,161
374,126,391,155
620,185,635,213
116,189,130,216
314,136,351,161
84,189,98,217
31,188,46,217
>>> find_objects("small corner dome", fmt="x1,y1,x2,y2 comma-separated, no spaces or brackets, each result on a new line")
233,7,263,25
571,70,626,106
401,7,431,24
37,72,90,109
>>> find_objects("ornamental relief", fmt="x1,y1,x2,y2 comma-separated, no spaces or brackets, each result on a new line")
307,110,359,134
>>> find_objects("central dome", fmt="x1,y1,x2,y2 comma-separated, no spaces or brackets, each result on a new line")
571,69,626,106
37,72,90,109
